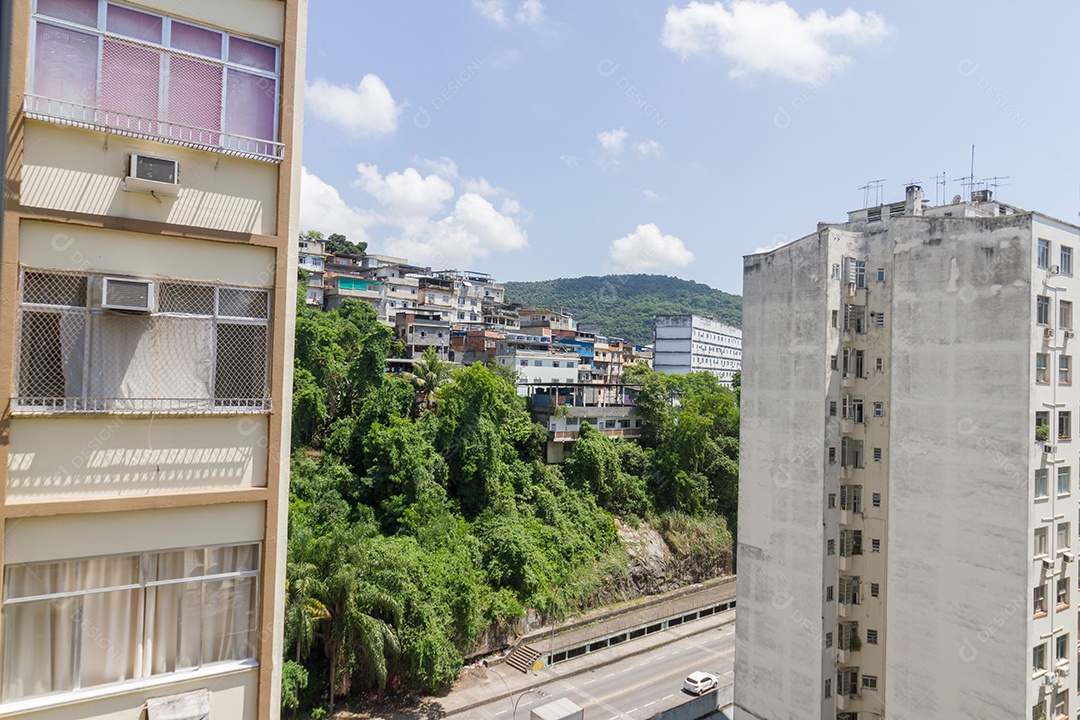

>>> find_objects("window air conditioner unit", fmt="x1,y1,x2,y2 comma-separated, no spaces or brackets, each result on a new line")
1045,327,1055,340
123,153,180,197
1044,444,1057,454
1051,265,1061,275
1066,330,1076,339
101,277,155,313
1042,558,1055,572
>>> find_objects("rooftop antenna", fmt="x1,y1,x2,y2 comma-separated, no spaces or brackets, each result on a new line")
981,176,1012,195
931,172,946,206
859,178,887,207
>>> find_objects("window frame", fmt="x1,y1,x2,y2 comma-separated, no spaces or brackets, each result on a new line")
13,268,272,415
1,542,261,703
1037,295,1051,325
27,0,283,161
1062,246,1074,276
1034,642,1047,672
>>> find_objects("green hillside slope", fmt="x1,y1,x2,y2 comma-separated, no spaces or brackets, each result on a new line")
503,274,742,345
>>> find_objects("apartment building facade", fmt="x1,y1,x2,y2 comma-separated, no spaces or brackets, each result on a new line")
1,1,306,717
653,314,742,387
737,185,1079,720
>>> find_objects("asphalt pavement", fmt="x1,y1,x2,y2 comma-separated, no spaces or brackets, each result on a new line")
437,607,736,719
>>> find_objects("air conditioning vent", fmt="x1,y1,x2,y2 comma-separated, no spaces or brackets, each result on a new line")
101,277,154,312
123,154,180,197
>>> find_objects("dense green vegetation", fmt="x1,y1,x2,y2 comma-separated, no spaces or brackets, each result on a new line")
284,284,739,714
503,274,742,346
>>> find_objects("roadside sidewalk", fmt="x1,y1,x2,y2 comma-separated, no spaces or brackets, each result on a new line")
436,608,736,717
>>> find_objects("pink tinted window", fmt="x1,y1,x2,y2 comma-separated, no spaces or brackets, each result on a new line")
170,22,222,58
228,37,276,72
168,56,222,132
106,4,162,44
101,39,159,118
33,23,98,104
224,69,275,140
37,0,98,27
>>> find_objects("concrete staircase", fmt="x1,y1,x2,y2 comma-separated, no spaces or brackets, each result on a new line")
505,644,541,673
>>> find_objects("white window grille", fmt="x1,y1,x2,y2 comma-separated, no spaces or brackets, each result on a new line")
1,543,260,702
27,0,282,161
14,268,271,414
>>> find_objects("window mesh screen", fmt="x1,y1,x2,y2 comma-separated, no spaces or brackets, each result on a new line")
214,323,268,405
14,269,271,414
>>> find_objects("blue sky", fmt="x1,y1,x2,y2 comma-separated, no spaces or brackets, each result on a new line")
299,1,1079,296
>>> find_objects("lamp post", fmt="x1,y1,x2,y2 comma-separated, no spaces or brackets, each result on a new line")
513,688,547,720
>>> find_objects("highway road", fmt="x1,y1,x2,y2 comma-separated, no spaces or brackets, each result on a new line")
466,610,736,720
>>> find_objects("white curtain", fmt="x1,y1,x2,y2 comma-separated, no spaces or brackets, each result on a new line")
1,562,77,700
202,545,257,663
63,315,213,408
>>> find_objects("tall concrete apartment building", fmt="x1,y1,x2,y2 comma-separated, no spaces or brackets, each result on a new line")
1,1,306,717
737,185,1080,720
653,314,742,387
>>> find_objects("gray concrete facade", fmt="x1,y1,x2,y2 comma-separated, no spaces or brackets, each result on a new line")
738,189,1080,720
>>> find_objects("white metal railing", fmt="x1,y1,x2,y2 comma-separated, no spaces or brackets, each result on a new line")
24,94,284,163
11,397,271,415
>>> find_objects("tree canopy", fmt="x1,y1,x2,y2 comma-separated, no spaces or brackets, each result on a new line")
285,276,737,714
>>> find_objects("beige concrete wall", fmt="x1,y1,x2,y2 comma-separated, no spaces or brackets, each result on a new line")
8,416,268,501
884,215,1031,717
1,668,257,720
22,123,279,236
4,502,265,563
129,0,283,43
736,231,829,720
19,220,275,287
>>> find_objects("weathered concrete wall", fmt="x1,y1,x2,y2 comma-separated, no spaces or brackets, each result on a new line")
884,215,1031,717
737,232,829,720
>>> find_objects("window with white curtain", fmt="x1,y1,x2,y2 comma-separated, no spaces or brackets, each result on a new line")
27,0,281,161
1,543,260,702
14,268,271,414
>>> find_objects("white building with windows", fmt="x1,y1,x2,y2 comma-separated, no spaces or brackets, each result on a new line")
738,185,1080,720
1,1,306,718
653,314,742,386
298,234,325,307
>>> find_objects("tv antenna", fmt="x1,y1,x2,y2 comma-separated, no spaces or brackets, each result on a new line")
858,179,887,208
931,173,946,206
981,176,1012,194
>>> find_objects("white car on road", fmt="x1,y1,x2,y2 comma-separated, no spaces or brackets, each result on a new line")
682,671,718,695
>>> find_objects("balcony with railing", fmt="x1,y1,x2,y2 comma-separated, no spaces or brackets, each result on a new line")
28,8,283,162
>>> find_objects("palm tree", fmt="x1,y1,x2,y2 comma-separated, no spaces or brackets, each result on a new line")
403,346,451,412
284,528,329,663
318,526,401,713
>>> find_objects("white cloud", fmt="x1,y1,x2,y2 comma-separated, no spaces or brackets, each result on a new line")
642,190,660,201
597,127,629,155
636,140,663,158
302,163,529,270
515,0,545,24
306,74,401,136
462,177,503,197
560,154,581,170
660,1,890,83
609,223,695,272
475,0,546,25
299,167,373,244
419,156,459,179
396,194,528,268
473,0,507,25
354,164,455,217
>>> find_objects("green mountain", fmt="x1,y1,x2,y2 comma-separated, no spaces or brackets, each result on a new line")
503,274,742,346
